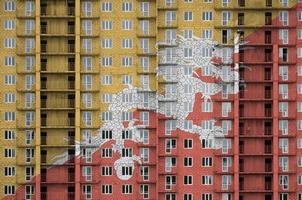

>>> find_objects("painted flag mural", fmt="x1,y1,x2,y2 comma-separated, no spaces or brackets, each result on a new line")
0,0,301,200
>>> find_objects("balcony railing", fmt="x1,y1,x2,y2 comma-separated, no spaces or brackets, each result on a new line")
69,118,75,126
68,173,75,182
68,192,75,200
41,173,47,182
41,137,47,145
41,192,47,200
265,108,272,117
68,25,75,34
41,156,47,163
41,44,47,53
68,62,75,71
68,137,75,145
41,25,47,34
68,7,75,16
68,44,75,53
41,118,47,126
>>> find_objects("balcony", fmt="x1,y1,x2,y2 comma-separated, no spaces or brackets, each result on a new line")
264,86,272,99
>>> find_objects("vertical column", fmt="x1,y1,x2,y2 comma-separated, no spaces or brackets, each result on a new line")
35,0,41,200
233,34,240,200
272,44,279,200
75,0,81,199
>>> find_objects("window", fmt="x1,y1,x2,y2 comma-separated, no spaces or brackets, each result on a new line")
298,29,302,40
101,112,112,121
102,184,112,194
82,75,92,90
201,138,214,149
202,11,213,21
140,130,149,144
299,11,302,21
25,167,34,181
140,2,149,17
82,1,92,17
82,20,92,35
25,185,34,200
184,175,193,185
4,185,15,195
101,20,113,30
102,75,112,85
4,167,15,176
140,112,149,126
279,157,289,171
140,39,149,53
82,38,92,52
222,175,232,190
101,166,112,176
184,139,193,149
25,148,34,163
279,11,288,26
299,48,302,58
25,111,35,126
165,120,176,135
25,130,34,145
201,157,213,167
140,148,149,163
4,1,15,11
279,175,289,189
140,166,149,181
25,1,34,16
140,20,150,35
4,112,15,121
279,138,289,153
122,57,133,67
4,56,15,66
184,11,193,21
4,38,15,48
82,185,92,199
4,93,15,103
279,29,288,44
101,94,112,103
184,194,193,200
222,11,231,25
122,2,132,12
82,166,92,181
122,185,132,194
82,112,92,126
4,130,15,140
24,38,35,53
222,102,232,117
4,148,15,158
140,184,149,199
101,148,112,158
122,20,132,30
4,20,15,30
101,56,112,67
165,11,176,25
183,29,193,39
184,157,193,167
101,39,112,48
25,20,35,34
202,101,213,112
202,29,213,39
202,193,213,200
122,39,132,48
101,2,112,12
25,56,35,71
201,175,213,185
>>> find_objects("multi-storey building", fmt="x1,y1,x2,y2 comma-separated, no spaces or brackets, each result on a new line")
0,0,302,200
